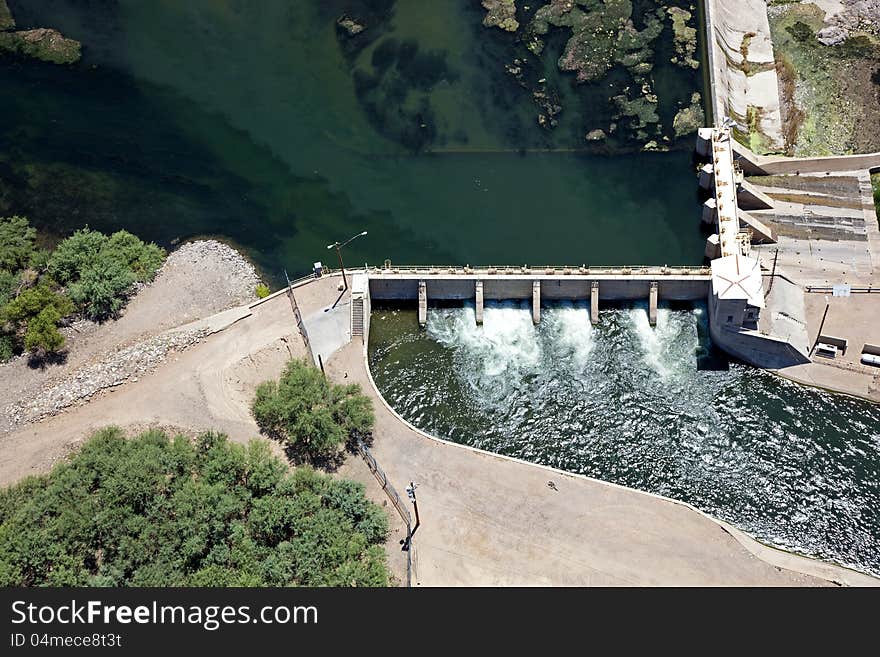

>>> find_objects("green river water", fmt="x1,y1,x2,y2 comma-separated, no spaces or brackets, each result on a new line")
1,1,878,577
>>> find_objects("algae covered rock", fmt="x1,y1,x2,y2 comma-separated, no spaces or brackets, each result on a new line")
482,0,519,33
612,93,659,129
673,92,705,137
667,6,699,69
337,15,366,38
0,28,81,64
529,0,663,83
0,0,14,31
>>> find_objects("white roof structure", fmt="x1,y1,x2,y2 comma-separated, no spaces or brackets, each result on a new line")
710,253,765,308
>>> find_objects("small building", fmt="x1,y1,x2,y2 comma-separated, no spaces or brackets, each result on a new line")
709,253,764,330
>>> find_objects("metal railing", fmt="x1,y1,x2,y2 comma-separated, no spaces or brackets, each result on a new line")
805,286,880,294
356,439,413,588
367,263,712,276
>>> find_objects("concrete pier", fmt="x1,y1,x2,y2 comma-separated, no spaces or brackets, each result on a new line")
532,281,541,324
649,282,658,327
590,281,599,324
699,163,714,190
418,280,427,327
475,281,484,325
701,198,717,225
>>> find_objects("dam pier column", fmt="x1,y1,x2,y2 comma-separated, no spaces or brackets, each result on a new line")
649,282,658,327
590,281,599,324
418,280,427,328
475,281,484,325
532,281,541,324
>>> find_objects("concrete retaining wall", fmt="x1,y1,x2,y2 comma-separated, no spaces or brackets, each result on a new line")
733,141,880,175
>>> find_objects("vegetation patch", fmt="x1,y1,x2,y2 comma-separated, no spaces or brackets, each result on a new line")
0,216,165,362
253,359,375,463
0,428,389,586
0,0,14,31
768,3,880,155
0,28,81,65
482,0,519,33
667,6,698,69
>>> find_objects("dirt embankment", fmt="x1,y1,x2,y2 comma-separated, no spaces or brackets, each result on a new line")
0,240,261,433
770,1,880,156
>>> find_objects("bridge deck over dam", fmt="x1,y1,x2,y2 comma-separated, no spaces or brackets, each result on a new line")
367,265,711,301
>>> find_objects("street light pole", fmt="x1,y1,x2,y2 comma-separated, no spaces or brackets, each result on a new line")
327,230,368,292
404,481,420,552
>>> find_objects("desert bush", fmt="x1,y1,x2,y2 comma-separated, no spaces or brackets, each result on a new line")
0,429,388,587
252,359,374,459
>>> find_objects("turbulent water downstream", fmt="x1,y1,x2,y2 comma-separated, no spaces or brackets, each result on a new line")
370,304,880,576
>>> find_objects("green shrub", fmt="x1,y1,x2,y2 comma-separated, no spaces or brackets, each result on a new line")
0,269,18,307
48,227,165,320
3,285,73,356
255,283,271,299
104,230,165,282
4,284,73,326
0,215,36,272
0,429,389,587
252,359,375,459
23,306,64,354
68,259,136,320
47,226,107,285
0,333,15,362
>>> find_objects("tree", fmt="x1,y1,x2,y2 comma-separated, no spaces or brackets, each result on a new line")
23,306,64,354
252,359,375,459
48,227,165,319
68,259,136,320
103,230,165,282
0,215,36,272
47,226,107,285
0,429,389,587
3,285,73,357
3,284,73,326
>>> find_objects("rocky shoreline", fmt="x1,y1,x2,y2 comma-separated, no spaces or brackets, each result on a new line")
1,240,262,432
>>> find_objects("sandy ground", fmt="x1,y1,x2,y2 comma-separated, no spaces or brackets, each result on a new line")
0,241,259,433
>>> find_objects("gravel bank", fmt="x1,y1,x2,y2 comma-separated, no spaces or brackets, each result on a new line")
0,240,263,432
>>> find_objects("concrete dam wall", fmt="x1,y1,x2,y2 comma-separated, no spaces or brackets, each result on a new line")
704,0,784,152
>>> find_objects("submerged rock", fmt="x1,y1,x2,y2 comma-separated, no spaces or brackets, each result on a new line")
667,6,699,69
337,15,365,38
0,0,14,31
0,28,81,64
673,92,705,137
529,0,663,83
482,0,519,33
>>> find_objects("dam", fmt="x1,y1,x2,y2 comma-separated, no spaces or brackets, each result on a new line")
353,127,808,374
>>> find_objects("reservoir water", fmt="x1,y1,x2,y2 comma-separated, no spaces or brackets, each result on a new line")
2,2,878,575
0,0,705,280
